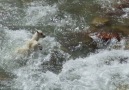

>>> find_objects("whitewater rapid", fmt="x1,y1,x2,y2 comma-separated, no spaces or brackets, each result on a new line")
1,27,129,90
1,0,129,90
13,48,129,90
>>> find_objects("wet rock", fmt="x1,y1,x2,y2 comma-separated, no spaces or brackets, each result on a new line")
41,50,67,74
89,30,122,49
124,38,129,50
88,25,114,33
115,18,129,26
20,0,32,3
115,3,129,9
112,25,129,36
0,67,14,90
91,17,110,27
56,31,97,58
124,0,129,2
115,84,129,90
0,68,11,81
105,57,128,65
106,9,125,16
95,31,121,42
59,1,102,16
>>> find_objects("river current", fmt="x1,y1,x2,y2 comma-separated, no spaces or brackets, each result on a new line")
1,0,129,90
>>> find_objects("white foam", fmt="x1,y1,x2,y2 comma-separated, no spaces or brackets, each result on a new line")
23,5,58,25
0,28,32,70
59,50,129,90
11,49,129,90
2,0,129,90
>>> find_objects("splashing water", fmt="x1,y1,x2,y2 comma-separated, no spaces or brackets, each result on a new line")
10,50,129,90
1,0,129,90
23,4,58,26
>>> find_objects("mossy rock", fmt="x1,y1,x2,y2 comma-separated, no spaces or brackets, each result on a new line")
92,17,110,27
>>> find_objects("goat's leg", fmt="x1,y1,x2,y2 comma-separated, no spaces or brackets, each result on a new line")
38,43,42,50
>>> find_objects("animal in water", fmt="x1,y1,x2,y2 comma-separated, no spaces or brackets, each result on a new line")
16,30,46,56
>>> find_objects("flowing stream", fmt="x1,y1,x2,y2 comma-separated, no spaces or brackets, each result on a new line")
1,0,129,90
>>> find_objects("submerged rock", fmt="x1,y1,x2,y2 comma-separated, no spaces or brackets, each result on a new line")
115,3,129,9
0,68,12,81
0,67,14,89
41,50,67,74
124,38,129,50
59,0,102,17
91,17,110,27
115,84,129,90
20,0,32,3
106,9,125,16
56,31,97,58
112,25,129,36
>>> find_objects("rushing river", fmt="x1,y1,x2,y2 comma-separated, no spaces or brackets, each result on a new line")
1,0,129,90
